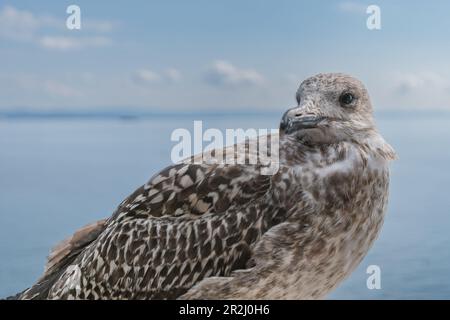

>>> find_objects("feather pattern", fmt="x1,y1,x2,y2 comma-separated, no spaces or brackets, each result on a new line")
16,73,396,300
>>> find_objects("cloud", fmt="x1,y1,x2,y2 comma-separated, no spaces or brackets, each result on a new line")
1,73,82,99
205,60,265,87
82,20,115,33
338,1,367,14
0,5,113,50
164,68,182,82
39,36,111,50
387,71,450,109
0,5,56,40
132,69,161,84
394,72,449,95
132,68,182,85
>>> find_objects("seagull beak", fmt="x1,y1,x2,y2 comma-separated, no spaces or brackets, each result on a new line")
280,108,325,134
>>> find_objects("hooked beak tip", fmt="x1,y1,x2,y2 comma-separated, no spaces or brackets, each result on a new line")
281,115,325,134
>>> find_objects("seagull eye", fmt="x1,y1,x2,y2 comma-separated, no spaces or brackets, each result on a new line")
339,92,354,106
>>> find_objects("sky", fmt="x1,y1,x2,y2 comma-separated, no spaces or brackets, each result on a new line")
1,0,450,113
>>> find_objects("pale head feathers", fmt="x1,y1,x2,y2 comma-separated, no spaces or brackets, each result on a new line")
280,73,396,161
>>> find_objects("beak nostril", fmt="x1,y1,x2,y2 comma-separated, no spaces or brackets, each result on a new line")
295,113,302,117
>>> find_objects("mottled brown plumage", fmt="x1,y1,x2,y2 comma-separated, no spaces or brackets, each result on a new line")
17,73,395,300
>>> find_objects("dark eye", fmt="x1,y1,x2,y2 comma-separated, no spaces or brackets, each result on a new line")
339,92,354,106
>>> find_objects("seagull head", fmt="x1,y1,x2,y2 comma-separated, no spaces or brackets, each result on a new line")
280,73,376,145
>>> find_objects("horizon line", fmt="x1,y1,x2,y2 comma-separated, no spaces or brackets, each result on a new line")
1,108,450,120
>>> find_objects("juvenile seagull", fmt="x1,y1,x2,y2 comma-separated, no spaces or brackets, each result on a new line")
16,73,396,300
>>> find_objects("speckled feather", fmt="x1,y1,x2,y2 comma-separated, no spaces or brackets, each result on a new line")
17,73,396,300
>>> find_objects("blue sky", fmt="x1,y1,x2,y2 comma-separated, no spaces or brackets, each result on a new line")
1,0,450,112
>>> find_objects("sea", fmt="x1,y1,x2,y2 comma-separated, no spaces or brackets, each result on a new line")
0,112,449,299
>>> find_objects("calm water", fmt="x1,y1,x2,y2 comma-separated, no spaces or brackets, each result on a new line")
0,113,449,299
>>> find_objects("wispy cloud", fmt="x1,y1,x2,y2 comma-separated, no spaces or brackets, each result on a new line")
204,60,265,87
82,20,115,33
0,5,56,41
0,5,113,50
394,72,449,95
132,69,161,84
338,1,367,14
1,73,82,99
132,68,182,85
39,36,111,50
164,68,182,83
388,71,450,109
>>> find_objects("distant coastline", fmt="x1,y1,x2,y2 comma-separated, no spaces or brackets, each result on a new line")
0,109,280,120
1,108,450,120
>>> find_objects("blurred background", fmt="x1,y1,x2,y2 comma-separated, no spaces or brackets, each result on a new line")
1,0,449,299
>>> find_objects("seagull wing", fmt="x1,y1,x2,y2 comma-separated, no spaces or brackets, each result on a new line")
110,161,272,221
21,157,284,299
